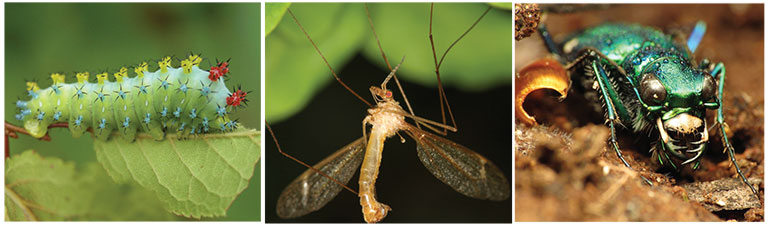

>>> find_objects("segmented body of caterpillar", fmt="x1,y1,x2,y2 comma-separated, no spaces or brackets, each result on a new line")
14,54,248,141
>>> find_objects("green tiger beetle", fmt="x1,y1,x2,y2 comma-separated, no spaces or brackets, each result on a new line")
538,22,760,199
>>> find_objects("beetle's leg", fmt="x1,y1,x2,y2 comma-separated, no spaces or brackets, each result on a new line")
537,24,564,60
710,62,761,200
586,55,653,186
659,143,678,170
692,157,702,170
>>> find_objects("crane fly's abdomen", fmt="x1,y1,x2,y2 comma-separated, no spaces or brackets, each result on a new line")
358,125,391,223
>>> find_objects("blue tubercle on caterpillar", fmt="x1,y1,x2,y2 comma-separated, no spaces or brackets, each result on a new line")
14,54,248,141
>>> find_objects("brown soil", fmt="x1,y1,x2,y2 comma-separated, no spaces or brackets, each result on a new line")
515,4,764,222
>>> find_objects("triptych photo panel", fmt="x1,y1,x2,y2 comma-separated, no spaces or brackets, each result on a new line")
2,1,765,223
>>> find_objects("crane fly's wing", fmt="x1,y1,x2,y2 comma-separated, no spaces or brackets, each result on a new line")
276,137,367,218
405,125,510,201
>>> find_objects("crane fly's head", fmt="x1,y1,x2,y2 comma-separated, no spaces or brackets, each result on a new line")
370,86,393,102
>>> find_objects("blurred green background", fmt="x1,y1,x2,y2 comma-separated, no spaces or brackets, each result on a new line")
266,3,512,223
5,3,260,221
266,2,513,123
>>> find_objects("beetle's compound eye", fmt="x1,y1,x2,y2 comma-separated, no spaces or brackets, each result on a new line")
640,73,667,105
701,74,717,101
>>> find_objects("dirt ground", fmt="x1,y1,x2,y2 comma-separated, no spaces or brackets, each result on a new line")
515,4,764,222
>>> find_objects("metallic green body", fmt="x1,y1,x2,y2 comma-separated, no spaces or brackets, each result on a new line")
538,22,759,199
563,24,708,128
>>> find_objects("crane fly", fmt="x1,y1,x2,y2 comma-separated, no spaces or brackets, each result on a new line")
266,3,511,223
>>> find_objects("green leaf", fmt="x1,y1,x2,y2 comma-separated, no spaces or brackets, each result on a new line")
6,151,89,220
266,3,512,123
5,150,175,221
488,3,513,10
362,3,512,90
77,163,179,221
266,3,369,123
93,128,261,219
266,3,291,36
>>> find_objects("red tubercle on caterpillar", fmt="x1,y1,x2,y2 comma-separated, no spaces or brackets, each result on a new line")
226,87,248,108
209,61,230,82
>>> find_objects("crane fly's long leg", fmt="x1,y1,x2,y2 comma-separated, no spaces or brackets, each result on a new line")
403,124,509,200
383,109,457,134
364,3,419,131
268,123,358,196
430,4,491,134
709,63,760,201
269,123,367,219
286,8,372,108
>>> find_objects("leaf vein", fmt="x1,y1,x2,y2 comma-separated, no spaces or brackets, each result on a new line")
170,138,230,200
203,137,248,180
136,138,177,201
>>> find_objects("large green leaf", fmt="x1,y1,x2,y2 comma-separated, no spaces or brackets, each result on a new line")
266,3,369,123
362,3,512,90
77,164,178,221
6,151,89,220
488,2,513,10
93,128,261,219
266,3,291,36
5,150,175,221
266,3,512,123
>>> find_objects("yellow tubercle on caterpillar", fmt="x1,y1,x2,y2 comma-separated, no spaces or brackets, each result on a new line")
114,67,128,82
50,73,66,84
76,72,90,84
96,72,109,85
188,54,202,66
135,62,148,77
182,54,203,74
159,56,172,73
182,59,193,74
26,82,40,92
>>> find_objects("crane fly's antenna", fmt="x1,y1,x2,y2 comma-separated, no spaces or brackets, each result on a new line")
266,122,359,196
364,3,421,130
429,4,492,134
286,8,372,108
380,56,406,91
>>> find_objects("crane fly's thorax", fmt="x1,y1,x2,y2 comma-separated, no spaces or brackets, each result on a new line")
366,100,406,138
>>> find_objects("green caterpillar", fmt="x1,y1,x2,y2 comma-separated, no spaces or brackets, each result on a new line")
14,54,248,141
